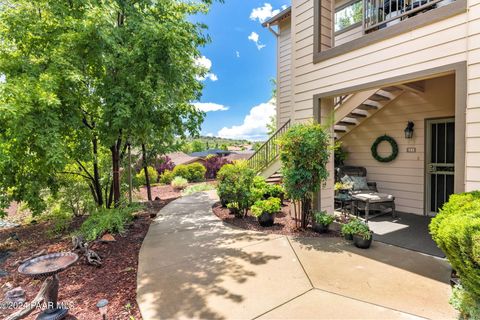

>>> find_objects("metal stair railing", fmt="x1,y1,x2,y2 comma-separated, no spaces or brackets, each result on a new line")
248,119,291,173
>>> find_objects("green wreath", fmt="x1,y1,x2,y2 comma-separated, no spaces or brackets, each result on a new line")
371,135,398,163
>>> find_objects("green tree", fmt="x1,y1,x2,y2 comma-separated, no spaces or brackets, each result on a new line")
0,0,215,214
278,123,331,228
191,140,206,152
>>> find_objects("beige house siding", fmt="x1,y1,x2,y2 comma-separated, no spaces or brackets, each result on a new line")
334,25,363,46
340,76,455,215
278,19,292,127
466,0,480,191
280,0,480,212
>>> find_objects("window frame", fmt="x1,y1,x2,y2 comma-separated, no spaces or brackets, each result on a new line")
334,0,363,36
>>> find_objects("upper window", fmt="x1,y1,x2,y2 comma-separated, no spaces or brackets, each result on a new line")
334,0,363,33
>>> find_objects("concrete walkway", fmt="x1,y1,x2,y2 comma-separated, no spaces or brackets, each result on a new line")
137,192,456,320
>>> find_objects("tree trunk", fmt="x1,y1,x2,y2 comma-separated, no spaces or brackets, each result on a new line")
300,194,312,229
111,138,122,208
92,136,103,206
142,143,152,201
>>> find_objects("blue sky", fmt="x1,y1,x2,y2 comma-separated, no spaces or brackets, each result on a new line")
193,1,290,141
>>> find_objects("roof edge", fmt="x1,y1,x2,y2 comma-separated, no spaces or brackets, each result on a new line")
262,7,292,27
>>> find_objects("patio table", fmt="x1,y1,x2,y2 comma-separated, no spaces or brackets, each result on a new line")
351,191,396,222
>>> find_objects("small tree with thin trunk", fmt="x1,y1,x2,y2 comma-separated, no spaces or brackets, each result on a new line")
278,123,331,229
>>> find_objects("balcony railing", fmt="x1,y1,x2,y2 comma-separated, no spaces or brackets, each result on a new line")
364,0,454,32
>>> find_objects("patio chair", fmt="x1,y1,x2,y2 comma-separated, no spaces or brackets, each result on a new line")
336,166,396,221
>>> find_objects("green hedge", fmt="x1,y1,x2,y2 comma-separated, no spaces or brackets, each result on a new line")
172,163,206,182
430,191,480,313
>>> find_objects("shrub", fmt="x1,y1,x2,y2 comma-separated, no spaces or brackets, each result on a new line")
171,176,188,190
341,218,360,237
430,191,480,310
217,161,256,217
341,219,371,239
278,123,331,228
135,166,158,185
264,184,285,200
450,285,480,320
156,156,175,175
204,155,231,179
79,205,141,241
159,169,175,184
172,163,206,182
313,211,334,226
182,183,215,195
251,197,281,218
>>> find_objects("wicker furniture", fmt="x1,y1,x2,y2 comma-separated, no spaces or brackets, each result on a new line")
336,166,396,222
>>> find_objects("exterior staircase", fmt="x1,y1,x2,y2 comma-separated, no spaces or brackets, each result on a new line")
334,86,406,140
248,120,290,183
249,82,421,179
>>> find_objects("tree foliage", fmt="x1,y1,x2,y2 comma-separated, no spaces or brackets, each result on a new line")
430,191,480,317
0,0,217,215
278,123,331,228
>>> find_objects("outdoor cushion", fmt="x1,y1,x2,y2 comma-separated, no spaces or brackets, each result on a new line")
342,175,369,191
351,191,394,203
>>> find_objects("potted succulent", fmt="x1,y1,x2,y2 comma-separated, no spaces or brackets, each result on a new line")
352,222,373,249
312,211,335,233
251,197,281,227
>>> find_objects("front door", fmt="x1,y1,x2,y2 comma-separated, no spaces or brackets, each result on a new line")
426,118,455,216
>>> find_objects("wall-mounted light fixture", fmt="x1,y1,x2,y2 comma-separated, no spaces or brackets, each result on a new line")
404,121,415,139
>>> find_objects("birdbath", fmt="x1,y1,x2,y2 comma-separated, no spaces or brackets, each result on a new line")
18,252,78,320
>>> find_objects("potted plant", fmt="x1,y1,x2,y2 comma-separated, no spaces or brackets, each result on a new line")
341,218,361,241
312,211,335,233
352,222,373,249
251,197,281,227
334,181,353,196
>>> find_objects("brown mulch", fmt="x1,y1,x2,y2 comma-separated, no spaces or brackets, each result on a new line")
0,189,180,320
212,201,341,238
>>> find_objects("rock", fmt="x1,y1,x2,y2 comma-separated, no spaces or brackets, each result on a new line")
100,233,116,243
0,270,8,278
154,196,161,201
0,219,19,229
4,287,26,304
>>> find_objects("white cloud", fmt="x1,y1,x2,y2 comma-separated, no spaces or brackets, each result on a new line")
205,133,214,137
193,102,229,112
236,51,240,58
248,32,266,50
250,3,282,23
217,99,276,141
194,56,218,82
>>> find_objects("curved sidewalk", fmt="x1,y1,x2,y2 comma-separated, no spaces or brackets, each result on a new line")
137,192,456,320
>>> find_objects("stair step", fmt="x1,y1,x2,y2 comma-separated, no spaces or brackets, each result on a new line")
338,119,356,126
382,86,403,93
357,103,378,110
349,111,368,118
334,128,347,133
369,93,390,101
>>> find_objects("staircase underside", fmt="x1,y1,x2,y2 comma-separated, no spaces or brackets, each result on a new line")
252,81,424,180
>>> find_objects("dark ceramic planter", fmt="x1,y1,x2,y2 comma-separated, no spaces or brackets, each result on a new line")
221,198,228,208
313,222,329,233
344,233,353,241
353,233,373,249
258,213,274,227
